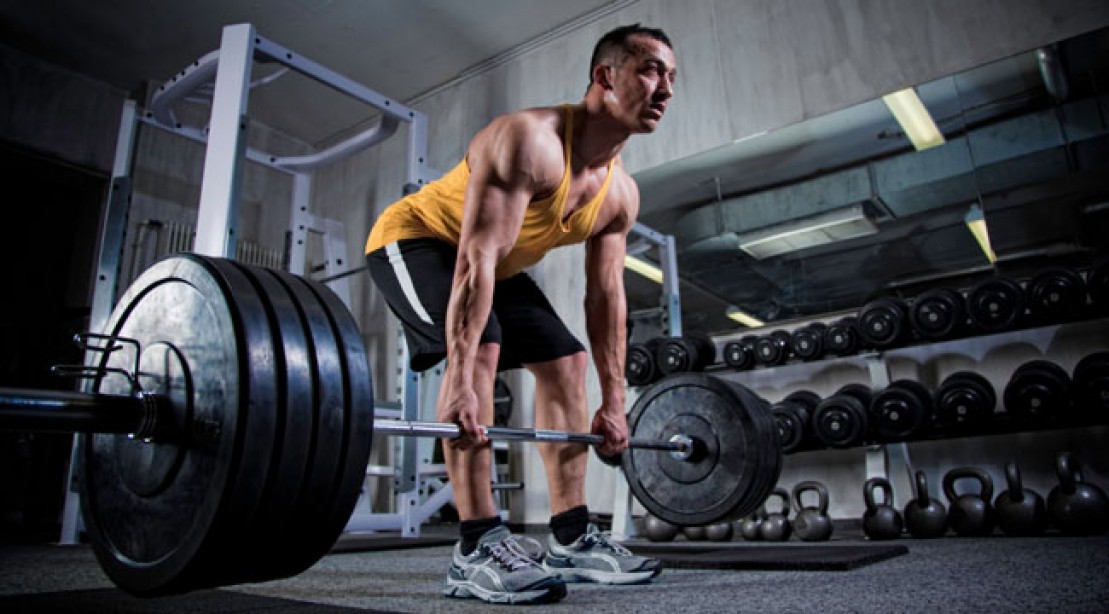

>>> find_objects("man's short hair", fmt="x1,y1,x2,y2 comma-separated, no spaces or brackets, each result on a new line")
588,23,672,87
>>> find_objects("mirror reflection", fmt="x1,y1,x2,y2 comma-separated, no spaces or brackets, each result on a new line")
629,26,1109,335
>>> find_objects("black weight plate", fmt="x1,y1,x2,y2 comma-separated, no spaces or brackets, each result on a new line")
722,339,755,371
812,393,867,448
1027,267,1087,322
1003,359,1072,422
82,254,275,595
627,338,664,386
835,383,874,408
621,374,780,526
936,371,996,429
910,287,966,340
272,271,375,574
221,262,315,578
657,337,693,374
300,273,375,540
869,380,931,441
754,330,791,366
783,389,822,414
858,297,910,348
967,277,1025,332
825,317,861,355
1073,351,1109,414
772,402,807,454
791,324,826,361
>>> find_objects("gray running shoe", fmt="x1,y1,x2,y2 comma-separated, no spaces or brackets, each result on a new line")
543,523,662,584
445,525,566,604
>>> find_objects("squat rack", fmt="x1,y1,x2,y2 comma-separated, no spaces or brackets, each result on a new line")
65,22,436,544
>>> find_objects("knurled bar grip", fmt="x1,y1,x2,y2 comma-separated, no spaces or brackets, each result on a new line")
372,418,688,453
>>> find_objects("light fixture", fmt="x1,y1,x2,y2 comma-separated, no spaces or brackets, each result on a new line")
736,204,878,260
624,254,664,283
882,87,946,151
726,306,764,328
964,203,997,264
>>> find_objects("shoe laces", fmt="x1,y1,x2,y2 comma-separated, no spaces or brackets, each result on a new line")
582,528,632,556
485,537,541,571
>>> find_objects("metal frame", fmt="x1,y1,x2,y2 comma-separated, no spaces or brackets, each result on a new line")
613,222,682,539
62,22,434,544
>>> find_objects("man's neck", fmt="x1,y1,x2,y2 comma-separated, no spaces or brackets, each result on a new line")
573,99,630,169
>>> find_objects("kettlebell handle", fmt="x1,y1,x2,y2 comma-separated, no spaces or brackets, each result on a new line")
1056,452,1083,494
942,467,995,503
914,470,932,505
864,477,894,511
792,480,830,514
767,487,791,516
1004,461,1025,503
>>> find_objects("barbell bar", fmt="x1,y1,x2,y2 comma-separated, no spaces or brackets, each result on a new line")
0,253,781,596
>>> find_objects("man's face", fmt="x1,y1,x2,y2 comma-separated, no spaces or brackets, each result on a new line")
605,34,677,133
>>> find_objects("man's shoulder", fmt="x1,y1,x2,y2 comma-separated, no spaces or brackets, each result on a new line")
484,105,565,143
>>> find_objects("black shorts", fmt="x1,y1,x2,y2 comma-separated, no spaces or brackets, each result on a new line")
367,238,585,372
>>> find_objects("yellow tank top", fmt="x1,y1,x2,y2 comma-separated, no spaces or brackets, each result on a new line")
364,105,615,279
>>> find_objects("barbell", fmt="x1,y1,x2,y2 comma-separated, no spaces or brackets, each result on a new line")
0,253,782,596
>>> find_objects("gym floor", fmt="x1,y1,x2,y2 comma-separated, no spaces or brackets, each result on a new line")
1,524,1107,613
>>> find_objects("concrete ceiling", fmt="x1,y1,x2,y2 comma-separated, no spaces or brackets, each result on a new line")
0,0,624,146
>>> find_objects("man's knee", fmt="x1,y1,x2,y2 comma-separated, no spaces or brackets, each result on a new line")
528,351,588,390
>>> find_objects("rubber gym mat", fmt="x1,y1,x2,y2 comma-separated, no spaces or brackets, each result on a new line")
627,542,909,571
0,588,393,613
330,533,456,553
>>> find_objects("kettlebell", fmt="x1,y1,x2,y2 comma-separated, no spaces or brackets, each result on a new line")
862,477,903,540
759,488,793,541
792,481,834,541
740,508,765,541
681,524,708,541
705,521,734,542
643,512,680,542
943,467,995,536
1048,452,1109,536
993,461,1048,537
904,471,947,538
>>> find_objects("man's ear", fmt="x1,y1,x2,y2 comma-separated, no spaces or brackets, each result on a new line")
594,64,613,90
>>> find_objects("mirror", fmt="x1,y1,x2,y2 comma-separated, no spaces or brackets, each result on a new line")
628,26,1109,336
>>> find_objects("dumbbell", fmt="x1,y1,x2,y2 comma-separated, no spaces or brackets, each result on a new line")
824,317,862,356
869,380,934,442
1026,266,1087,324
1072,351,1109,415
967,276,1025,332
771,390,821,454
722,335,758,371
857,296,912,349
754,330,792,367
626,337,665,386
935,371,996,432
812,383,872,448
790,322,828,362
1003,359,1073,424
910,287,967,340
657,334,716,375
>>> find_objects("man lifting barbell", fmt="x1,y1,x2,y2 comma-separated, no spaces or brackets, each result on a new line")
365,23,676,605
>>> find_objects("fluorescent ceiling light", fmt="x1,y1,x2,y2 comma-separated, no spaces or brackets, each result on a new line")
736,204,878,260
964,203,996,264
624,254,664,284
882,87,946,151
726,306,764,328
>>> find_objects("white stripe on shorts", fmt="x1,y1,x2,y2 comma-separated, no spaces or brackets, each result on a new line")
385,242,435,325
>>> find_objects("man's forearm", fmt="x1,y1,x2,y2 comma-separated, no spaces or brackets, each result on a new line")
445,251,497,387
585,291,628,410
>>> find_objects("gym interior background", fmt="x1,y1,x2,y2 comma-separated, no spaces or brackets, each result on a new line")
2,0,1109,611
